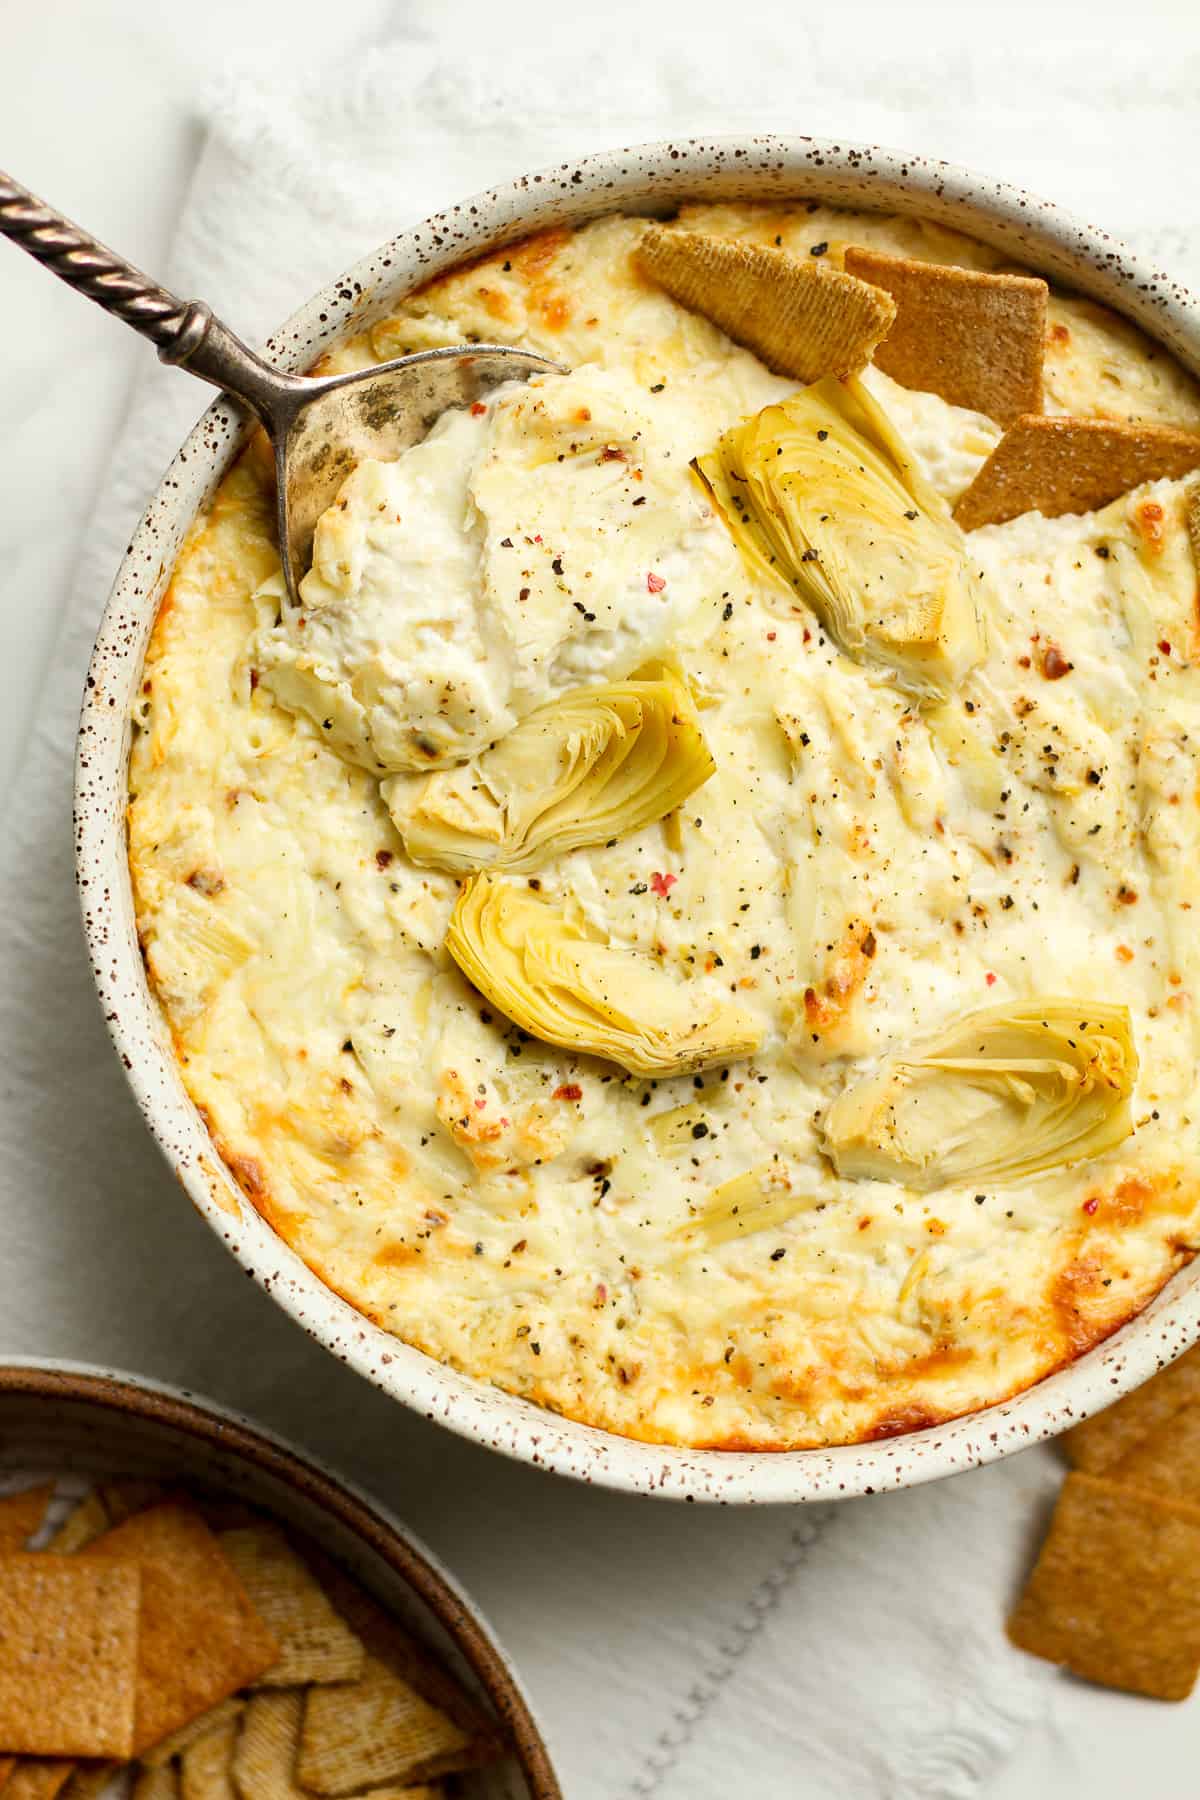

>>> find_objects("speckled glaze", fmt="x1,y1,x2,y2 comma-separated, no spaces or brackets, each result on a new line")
0,1359,559,1798
75,136,1200,1504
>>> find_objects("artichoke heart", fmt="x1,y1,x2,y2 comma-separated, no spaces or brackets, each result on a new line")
445,874,762,1077
694,376,987,699
820,1000,1137,1189
383,663,714,874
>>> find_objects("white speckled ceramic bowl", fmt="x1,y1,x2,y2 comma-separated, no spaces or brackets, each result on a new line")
76,135,1200,1503
0,1359,559,1796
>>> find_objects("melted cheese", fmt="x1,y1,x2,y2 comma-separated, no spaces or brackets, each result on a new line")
129,205,1200,1450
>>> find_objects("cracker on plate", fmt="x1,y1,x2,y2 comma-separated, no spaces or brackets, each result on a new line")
48,1493,112,1555
635,224,896,384
0,1556,139,1757
297,1657,473,1797
953,414,1200,531
343,1789,445,1799
230,1691,306,1800
0,1485,54,1552
58,1766,120,1800
218,1525,364,1689
842,246,1046,425
83,1503,279,1755
1008,1471,1200,1698
5,1764,77,1800
302,1551,501,1762
132,1766,179,1800
178,1714,239,1800
140,1701,245,1771
1063,1343,1200,1471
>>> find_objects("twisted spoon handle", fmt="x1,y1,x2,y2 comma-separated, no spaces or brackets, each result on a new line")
0,168,214,362
0,169,302,414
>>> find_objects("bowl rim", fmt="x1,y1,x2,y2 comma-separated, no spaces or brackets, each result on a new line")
0,1355,561,1797
75,130,1200,1504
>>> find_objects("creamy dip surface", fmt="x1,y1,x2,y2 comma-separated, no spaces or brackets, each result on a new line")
129,203,1200,1449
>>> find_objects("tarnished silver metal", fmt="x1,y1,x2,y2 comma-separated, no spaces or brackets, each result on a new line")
0,170,562,603
264,346,563,600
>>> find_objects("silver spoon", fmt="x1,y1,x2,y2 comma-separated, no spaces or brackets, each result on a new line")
0,171,562,605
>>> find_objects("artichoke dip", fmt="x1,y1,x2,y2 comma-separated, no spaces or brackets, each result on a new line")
130,203,1200,1450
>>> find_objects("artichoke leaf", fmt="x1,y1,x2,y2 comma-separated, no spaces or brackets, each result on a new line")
820,999,1137,1189
445,874,761,1077
694,376,987,700
648,1101,711,1154
671,1165,815,1248
383,663,714,875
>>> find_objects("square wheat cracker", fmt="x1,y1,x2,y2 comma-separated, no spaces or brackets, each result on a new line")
298,1655,475,1795
1009,1471,1200,1698
347,1790,444,1799
635,224,895,385
231,1691,306,1800
132,1767,179,1800
59,1766,121,1800
0,1556,138,1756
0,1485,53,1552
6,1766,76,1800
1063,1343,1200,1471
952,414,1200,531
48,1493,111,1554
179,1715,239,1800
300,1549,500,1765
842,246,1046,425
140,1701,245,1770
218,1525,364,1687
82,1503,278,1754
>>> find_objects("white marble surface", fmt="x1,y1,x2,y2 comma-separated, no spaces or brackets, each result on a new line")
4,3,1200,1795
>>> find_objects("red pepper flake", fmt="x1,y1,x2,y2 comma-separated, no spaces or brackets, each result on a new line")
646,571,667,593
470,401,487,417
552,1083,583,1102
600,445,627,462
650,871,677,898
474,1098,487,1110
1158,639,1172,656
986,972,997,987
1082,1196,1099,1215
375,849,393,870
766,631,777,642
1041,644,1073,680
249,668,260,691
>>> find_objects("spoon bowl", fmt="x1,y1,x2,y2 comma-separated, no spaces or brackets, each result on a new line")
0,170,562,603
275,343,561,600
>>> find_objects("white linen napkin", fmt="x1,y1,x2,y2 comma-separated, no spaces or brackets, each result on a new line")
10,9,1197,1793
